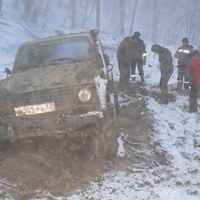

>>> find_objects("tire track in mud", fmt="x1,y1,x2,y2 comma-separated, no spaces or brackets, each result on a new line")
114,82,168,173
0,136,116,198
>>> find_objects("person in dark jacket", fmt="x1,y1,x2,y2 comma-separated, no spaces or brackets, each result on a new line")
117,36,135,89
130,31,147,82
174,37,194,90
189,50,200,112
151,44,173,104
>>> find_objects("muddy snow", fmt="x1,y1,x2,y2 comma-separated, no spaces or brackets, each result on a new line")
0,77,199,200
0,82,164,199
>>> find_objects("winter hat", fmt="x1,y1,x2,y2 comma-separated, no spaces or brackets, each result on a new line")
182,37,188,43
132,31,141,39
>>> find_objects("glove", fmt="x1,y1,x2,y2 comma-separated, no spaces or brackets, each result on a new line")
174,53,179,58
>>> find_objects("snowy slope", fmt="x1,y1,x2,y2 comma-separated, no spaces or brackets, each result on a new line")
66,39,200,200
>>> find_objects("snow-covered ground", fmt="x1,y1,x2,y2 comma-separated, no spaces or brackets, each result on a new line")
66,39,200,200
0,3,200,200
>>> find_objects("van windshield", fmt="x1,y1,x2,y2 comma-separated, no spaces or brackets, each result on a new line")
13,36,94,73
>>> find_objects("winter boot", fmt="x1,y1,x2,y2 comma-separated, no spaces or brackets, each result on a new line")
130,74,136,81
189,105,197,113
177,81,183,90
184,82,189,90
161,96,168,104
141,75,145,83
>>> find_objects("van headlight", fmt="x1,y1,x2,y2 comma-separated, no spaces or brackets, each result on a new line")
78,88,92,102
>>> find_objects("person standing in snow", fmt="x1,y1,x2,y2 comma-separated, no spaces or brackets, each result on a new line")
189,49,200,113
151,44,173,104
174,37,194,90
130,31,147,82
117,36,135,89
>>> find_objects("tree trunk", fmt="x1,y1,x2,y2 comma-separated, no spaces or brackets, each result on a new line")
31,0,42,24
82,0,89,28
96,0,100,29
103,0,111,17
44,0,51,16
151,0,159,43
14,0,19,9
58,0,62,7
111,0,117,25
71,0,76,29
23,0,35,20
86,1,95,21
129,0,138,35
119,0,125,36
186,0,190,37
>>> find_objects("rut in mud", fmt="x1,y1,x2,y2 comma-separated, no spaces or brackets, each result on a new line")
0,81,169,199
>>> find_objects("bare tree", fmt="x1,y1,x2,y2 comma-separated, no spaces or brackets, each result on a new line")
0,0,2,11
57,0,63,7
71,0,76,29
103,0,111,17
129,0,138,35
186,0,190,37
82,0,89,28
23,0,34,20
44,0,52,16
14,0,19,9
187,0,196,40
110,0,118,30
96,0,100,29
87,0,96,20
31,0,43,24
151,0,159,43
119,0,125,36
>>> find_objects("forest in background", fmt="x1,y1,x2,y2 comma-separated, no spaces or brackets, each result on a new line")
0,0,200,48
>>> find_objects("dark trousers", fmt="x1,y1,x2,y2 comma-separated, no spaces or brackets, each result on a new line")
177,65,190,89
118,61,130,89
130,60,144,80
189,84,200,112
160,69,173,104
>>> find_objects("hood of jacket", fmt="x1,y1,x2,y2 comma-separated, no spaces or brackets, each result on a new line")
151,44,166,54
